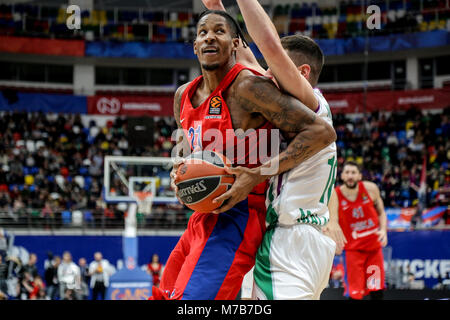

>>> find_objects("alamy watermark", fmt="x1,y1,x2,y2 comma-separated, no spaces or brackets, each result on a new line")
366,5,381,30
66,5,81,30
170,128,281,175
65,4,382,32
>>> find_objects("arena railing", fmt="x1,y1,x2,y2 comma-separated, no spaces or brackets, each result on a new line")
0,207,190,231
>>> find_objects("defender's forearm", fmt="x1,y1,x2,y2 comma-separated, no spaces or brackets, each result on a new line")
254,122,336,181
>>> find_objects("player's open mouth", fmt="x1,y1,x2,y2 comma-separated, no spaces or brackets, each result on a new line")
202,47,219,55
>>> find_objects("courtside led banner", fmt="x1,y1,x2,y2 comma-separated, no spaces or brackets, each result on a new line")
87,95,173,116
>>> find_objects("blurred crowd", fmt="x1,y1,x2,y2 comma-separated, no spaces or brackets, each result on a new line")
0,107,449,229
334,108,450,212
0,1,449,42
0,229,163,300
0,111,182,228
0,248,115,300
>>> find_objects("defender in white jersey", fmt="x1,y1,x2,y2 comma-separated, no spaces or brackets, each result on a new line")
201,0,338,300
253,88,337,300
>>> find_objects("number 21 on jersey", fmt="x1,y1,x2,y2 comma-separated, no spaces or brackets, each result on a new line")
188,123,202,150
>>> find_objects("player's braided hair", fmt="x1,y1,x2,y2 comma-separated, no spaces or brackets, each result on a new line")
197,10,249,48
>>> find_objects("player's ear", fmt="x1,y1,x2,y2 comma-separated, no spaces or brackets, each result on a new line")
193,39,198,56
232,38,240,52
298,64,311,80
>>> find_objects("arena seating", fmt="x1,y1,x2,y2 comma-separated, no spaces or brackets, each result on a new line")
0,108,448,229
0,1,449,41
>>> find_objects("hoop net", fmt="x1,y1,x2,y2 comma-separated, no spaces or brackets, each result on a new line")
133,191,154,215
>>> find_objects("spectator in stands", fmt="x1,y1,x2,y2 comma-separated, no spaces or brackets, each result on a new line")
0,254,8,298
103,204,115,228
88,251,114,300
44,254,60,300
0,228,8,258
20,252,38,280
78,257,90,300
19,270,34,299
41,200,55,228
28,275,46,300
146,253,163,288
58,251,81,300
12,194,26,218
0,189,11,211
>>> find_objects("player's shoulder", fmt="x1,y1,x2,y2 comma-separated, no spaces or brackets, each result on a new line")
233,70,275,94
175,81,191,99
174,82,192,120
362,181,380,193
174,82,192,110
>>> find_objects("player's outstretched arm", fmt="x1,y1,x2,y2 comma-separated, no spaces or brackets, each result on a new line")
235,0,318,111
212,75,336,213
323,189,347,255
201,0,266,74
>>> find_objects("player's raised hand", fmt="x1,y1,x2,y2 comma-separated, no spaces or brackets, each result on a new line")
201,0,225,10
211,166,264,214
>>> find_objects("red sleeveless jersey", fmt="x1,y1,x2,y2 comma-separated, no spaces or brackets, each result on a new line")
336,182,381,251
179,63,274,195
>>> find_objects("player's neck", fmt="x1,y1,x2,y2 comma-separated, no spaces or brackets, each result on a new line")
342,183,359,197
200,61,235,94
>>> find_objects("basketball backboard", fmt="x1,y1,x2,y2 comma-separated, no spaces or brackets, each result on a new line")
103,156,178,205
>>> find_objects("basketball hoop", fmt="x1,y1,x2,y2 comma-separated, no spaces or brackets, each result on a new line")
133,191,154,215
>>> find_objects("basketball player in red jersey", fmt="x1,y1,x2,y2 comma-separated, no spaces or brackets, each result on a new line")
325,161,388,300
152,10,336,300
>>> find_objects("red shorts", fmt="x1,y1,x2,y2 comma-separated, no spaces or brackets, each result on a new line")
343,248,385,299
155,194,266,300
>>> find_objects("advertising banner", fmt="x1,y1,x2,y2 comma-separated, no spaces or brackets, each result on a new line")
87,95,173,116
0,36,85,56
0,91,87,114
324,88,450,114
106,267,152,300
388,230,450,288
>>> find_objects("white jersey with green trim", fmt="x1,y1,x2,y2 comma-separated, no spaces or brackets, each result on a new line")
266,88,337,227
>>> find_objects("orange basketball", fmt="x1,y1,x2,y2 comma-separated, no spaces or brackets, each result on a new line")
175,150,235,213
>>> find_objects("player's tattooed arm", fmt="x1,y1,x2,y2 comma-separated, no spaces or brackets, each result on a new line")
171,83,191,202
212,76,336,213
173,83,189,129
236,75,336,177
172,83,191,156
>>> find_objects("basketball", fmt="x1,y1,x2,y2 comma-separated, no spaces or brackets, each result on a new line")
175,150,235,213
